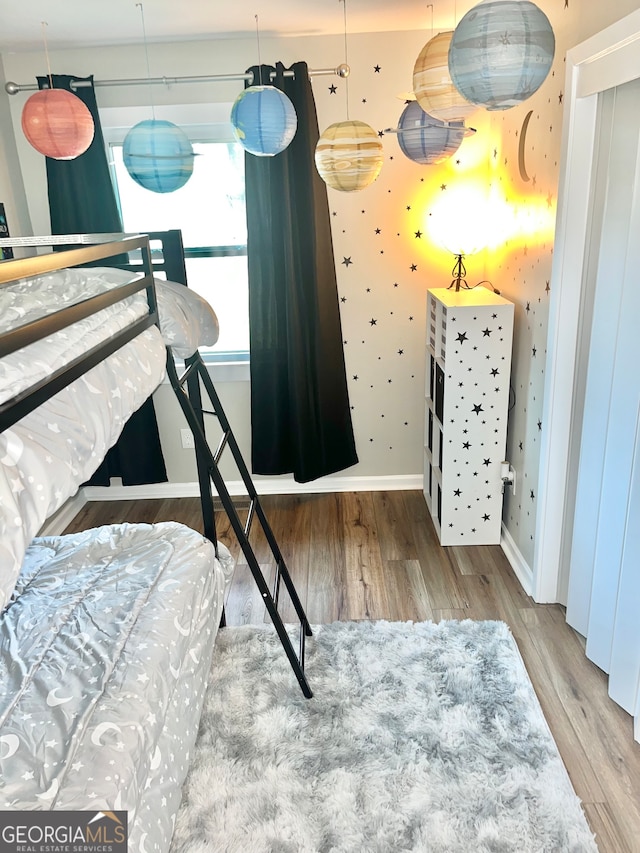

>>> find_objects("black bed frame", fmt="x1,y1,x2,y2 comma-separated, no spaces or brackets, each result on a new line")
0,231,313,698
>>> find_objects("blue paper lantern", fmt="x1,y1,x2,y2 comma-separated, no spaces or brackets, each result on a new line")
230,85,297,157
123,119,195,193
448,0,555,111
392,101,468,165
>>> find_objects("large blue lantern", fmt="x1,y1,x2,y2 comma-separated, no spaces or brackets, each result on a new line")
123,119,195,193
448,0,555,111
230,85,297,156
391,101,469,165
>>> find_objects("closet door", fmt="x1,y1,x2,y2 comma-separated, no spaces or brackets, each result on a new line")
566,77,640,729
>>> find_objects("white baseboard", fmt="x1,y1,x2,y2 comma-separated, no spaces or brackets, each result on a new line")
82,473,424,501
500,522,533,597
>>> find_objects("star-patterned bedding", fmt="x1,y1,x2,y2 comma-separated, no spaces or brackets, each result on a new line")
0,266,219,612
0,522,235,853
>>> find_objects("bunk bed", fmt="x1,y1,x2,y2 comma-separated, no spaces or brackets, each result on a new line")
0,233,236,853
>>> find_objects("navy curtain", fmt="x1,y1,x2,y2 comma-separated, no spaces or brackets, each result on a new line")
245,61,358,483
36,74,167,486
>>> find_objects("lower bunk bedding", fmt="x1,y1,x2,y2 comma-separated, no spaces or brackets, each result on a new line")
1,522,234,853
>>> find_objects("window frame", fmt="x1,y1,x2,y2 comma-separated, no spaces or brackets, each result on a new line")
101,103,250,379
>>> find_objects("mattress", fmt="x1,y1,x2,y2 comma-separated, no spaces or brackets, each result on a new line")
0,521,235,853
0,266,219,404
0,266,220,611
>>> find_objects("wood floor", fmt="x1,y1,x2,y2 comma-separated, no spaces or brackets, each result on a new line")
65,490,640,853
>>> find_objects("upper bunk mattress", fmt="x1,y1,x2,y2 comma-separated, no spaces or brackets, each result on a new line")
0,266,219,404
0,521,234,853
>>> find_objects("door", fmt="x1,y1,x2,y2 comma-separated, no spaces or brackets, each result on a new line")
565,77,640,733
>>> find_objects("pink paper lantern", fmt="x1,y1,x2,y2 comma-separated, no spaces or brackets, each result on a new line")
22,89,95,160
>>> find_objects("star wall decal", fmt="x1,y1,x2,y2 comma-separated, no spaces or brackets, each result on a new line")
342,257,352,266
415,230,422,238
369,318,377,326
374,65,381,72
410,264,417,272
472,404,484,415
329,84,337,94
456,332,468,344
482,328,492,336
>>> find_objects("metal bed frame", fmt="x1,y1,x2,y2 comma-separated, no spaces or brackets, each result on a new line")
0,231,313,697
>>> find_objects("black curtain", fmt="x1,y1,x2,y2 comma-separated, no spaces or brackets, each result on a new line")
37,74,167,486
245,62,358,483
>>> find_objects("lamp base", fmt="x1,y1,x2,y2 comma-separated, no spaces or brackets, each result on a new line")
449,254,471,291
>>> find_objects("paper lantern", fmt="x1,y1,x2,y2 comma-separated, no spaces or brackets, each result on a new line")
448,0,555,111
390,101,468,165
315,120,383,192
230,86,297,156
123,119,195,193
21,89,95,160
413,31,476,123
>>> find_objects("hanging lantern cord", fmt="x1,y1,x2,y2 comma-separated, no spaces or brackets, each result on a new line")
254,15,264,86
136,2,155,119
41,22,53,90
340,0,350,120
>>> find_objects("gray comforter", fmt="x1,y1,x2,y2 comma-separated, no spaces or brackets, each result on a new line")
0,521,234,853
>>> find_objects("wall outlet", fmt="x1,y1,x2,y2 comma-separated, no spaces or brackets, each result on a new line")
500,461,516,495
180,428,195,449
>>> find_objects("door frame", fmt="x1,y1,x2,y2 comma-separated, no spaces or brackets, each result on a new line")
533,8,640,602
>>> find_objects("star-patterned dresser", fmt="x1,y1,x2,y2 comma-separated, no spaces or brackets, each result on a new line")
424,287,514,546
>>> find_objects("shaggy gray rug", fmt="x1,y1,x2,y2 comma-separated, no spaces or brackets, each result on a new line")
170,620,597,853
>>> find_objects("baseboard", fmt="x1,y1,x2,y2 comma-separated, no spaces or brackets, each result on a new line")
37,492,87,537
82,474,423,502
500,522,533,597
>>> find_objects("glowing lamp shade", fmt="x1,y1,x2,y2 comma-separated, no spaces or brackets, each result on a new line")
230,86,297,156
413,31,476,123
123,119,195,194
449,0,555,111
392,101,467,165
21,89,95,160
428,185,492,257
315,120,383,192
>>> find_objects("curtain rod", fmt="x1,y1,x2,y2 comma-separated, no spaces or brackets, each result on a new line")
4,64,350,95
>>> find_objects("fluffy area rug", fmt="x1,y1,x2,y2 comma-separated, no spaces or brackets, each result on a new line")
170,620,597,853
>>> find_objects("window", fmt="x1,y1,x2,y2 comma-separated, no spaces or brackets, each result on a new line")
109,136,249,363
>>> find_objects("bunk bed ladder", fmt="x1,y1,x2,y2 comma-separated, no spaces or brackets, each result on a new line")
165,350,314,699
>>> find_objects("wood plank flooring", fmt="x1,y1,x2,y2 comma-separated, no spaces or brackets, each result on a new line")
65,490,640,853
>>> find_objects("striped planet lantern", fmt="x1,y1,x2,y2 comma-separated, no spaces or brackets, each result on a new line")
21,89,94,160
123,119,195,194
390,101,469,165
413,31,476,123
315,120,383,192
449,0,555,111
230,86,297,156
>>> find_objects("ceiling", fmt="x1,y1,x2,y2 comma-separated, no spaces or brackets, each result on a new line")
0,0,475,53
